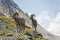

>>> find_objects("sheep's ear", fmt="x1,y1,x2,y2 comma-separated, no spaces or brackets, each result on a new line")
33,14,36,17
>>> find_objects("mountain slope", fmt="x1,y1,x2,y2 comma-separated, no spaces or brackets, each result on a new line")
0,0,60,40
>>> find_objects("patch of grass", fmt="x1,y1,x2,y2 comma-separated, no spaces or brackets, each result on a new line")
32,37,48,40
0,16,17,30
16,33,27,40
17,33,27,38
26,27,33,35
0,36,7,39
20,33,27,38
6,30,14,35
32,37,40,40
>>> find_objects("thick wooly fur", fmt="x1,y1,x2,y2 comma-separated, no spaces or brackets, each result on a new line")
12,12,25,33
30,14,37,31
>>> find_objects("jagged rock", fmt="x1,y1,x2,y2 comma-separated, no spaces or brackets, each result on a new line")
7,37,16,40
38,33,43,37
0,20,7,30
32,31,39,38
32,31,43,38
27,35,32,40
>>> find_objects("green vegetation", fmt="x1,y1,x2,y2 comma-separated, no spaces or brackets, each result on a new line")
0,16,48,40
16,33,27,39
0,16,17,30
20,33,27,38
32,37,40,40
32,37,48,40
26,27,33,35
0,35,7,39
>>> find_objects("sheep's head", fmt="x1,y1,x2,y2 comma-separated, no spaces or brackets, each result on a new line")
12,12,19,18
30,14,36,19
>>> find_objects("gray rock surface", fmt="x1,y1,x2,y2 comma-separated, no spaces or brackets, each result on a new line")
0,20,7,30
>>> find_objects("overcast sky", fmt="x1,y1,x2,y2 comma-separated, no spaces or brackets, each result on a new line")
13,0,60,36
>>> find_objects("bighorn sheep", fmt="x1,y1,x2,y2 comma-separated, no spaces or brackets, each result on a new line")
12,12,25,33
30,14,37,31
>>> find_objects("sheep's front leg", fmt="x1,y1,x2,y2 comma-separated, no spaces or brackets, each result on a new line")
22,25,26,33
